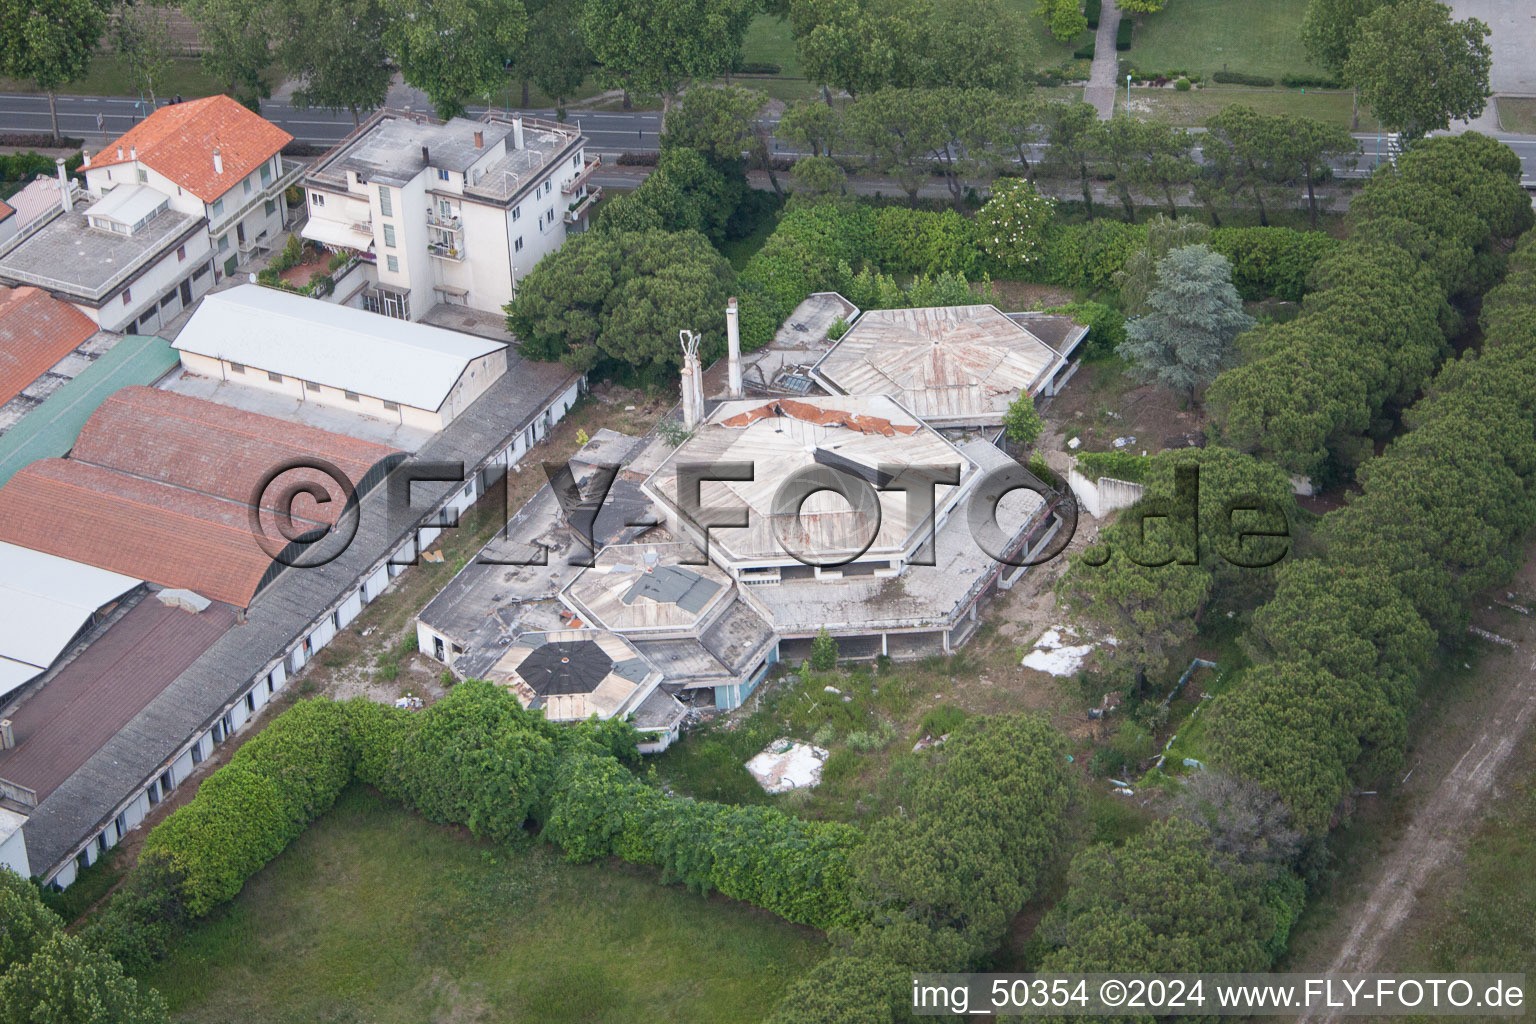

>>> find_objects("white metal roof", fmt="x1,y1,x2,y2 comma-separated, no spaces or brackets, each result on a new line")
88,184,169,228
301,216,374,251
0,541,140,697
172,285,506,411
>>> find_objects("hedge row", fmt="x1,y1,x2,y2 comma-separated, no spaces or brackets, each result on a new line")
103,684,860,966
544,750,862,930
1084,0,1101,28
1206,226,1340,302
1208,229,1536,830
1212,70,1275,87
1115,18,1132,50
1207,133,1534,479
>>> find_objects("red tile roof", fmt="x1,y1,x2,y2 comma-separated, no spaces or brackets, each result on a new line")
718,398,921,436
89,95,293,204
0,388,401,607
0,598,235,802
0,198,13,220
0,286,100,407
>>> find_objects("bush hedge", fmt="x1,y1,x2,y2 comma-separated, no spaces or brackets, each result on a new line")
1073,41,1095,60
1212,70,1276,87
1084,0,1101,28
1280,73,1341,89
1207,226,1340,302
1115,18,1132,50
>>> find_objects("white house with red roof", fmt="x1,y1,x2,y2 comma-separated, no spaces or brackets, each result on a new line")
82,95,299,278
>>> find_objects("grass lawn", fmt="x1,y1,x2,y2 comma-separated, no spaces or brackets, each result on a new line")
0,56,241,101
141,786,825,1024
1122,0,1327,81
1497,96,1536,135
1121,85,1360,127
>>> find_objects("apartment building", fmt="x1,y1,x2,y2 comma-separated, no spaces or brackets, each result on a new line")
301,109,599,321
82,95,299,278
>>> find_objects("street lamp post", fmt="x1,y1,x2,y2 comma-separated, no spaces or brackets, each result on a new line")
1126,74,1131,116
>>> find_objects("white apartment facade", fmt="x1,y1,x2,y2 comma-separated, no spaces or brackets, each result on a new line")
301,110,599,321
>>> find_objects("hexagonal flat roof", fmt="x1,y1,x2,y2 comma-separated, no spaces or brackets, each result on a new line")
489,628,662,722
642,395,978,569
810,305,1063,427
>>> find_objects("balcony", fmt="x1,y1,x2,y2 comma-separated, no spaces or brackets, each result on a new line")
564,186,602,224
562,157,601,195
426,208,462,231
427,240,465,262
208,157,304,238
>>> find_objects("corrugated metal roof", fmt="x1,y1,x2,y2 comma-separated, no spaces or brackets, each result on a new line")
172,286,506,411
0,388,401,608
811,305,1064,427
0,334,178,489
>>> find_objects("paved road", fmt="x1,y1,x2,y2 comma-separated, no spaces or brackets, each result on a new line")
2,91,1533,184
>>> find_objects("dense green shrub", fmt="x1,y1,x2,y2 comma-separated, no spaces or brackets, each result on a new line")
1280,73,1341,89
1073,41,1095,59
1040,300,1126,360
1084,0,1101,27
810,628,839,670
1207,226,1340,302
1115,18,1132,50
1212,70,1275,86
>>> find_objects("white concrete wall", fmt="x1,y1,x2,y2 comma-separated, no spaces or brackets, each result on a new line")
0,816,30,878
1067,468,1145,520
80,228,214,333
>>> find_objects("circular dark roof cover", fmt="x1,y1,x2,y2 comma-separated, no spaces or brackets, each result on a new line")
518,640,613,696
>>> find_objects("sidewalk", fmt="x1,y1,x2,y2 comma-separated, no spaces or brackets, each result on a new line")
1083,2,1124,119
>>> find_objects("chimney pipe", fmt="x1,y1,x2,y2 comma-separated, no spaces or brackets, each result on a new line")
129,145,136,161
512,117,525,150
82,151,91,168
0,719,13,750
116,145,123,160
726,297,742,398
55,158,72,213
422,144,430,165
212,148,223,175
473,130,483,149
679,330,702,430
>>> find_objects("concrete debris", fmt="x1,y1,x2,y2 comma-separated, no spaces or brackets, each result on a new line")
1468,625,1516,647
912,733,950,753
746,738,829,793
1022,627,1098,676
824,685,841,695
1067,436,1081,450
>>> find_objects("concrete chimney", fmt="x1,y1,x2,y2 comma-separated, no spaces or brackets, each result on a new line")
55,158,72,213
0,718,13,750
82,150,90,168
116,145,123,160
679,330,702,430
726,297,742,398
422,145,430,165
129,145,136,161
512,117,525,150
691,353,705,423
212,148,223,175
473,129,483,149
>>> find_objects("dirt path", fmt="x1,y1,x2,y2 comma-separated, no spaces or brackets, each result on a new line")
1297,587,1536,1022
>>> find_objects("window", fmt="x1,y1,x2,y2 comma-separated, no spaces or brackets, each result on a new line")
311,193,325,207
268,370,284,383
344,390,360,402
305,380,321,392
386,254,399,273
383,400,400,412
437,168,450,181
542,179,551,195
243,178,252,195
245,691,256,713
137,168,147,183
191,741,203,765
383,223,396,248
176,244,186,262
260,162,271,185
230,361,246,374
378,185,392,216
122,288,131,304
264,198,276,217
514,236,523,252
511,205,520,221
211,197,224,217
218,234,230,252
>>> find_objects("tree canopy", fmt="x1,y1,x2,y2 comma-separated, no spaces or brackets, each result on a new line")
0,0,111,137
383,0,528,118
1344,0,1492,140
272,0,391,125
1119,244,1254,401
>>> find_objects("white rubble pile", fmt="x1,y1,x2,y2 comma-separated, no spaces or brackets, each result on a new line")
746,738,829,793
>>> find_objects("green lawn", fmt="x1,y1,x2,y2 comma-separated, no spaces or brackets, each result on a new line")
1497,97,1536,135
1121,85,1361,127
1122,0,1328,80
0,55,237,101
141,786,825,1024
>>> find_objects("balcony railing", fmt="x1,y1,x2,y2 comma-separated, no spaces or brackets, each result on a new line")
564,186,602,224
207,157,304,238
427,240,465,262
562,158,601,195
426,208,462,231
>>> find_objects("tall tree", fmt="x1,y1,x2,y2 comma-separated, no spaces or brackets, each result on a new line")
1278,114,1356,227
1203,105,1291,226
1119,244,1254,403
1035,0,1086,41
0,931,169,1024
508,0,590,111
1116,214,1211,315
790,0,892,100
1343,0,1491,141
272,0,390,126
1126,119,1197,220
579,0,756,111
1300,0,1383,128
0,0,110,139
385,0,528,118
842,87,944,204
1042,101,1099,214
113,1,176,107
777,98,843,157
180,0,270,111
1092,115,1142,222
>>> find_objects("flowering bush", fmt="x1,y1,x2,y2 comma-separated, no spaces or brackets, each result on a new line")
978,179,1055,273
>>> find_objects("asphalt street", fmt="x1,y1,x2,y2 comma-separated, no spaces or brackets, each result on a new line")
1,91,1533,185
